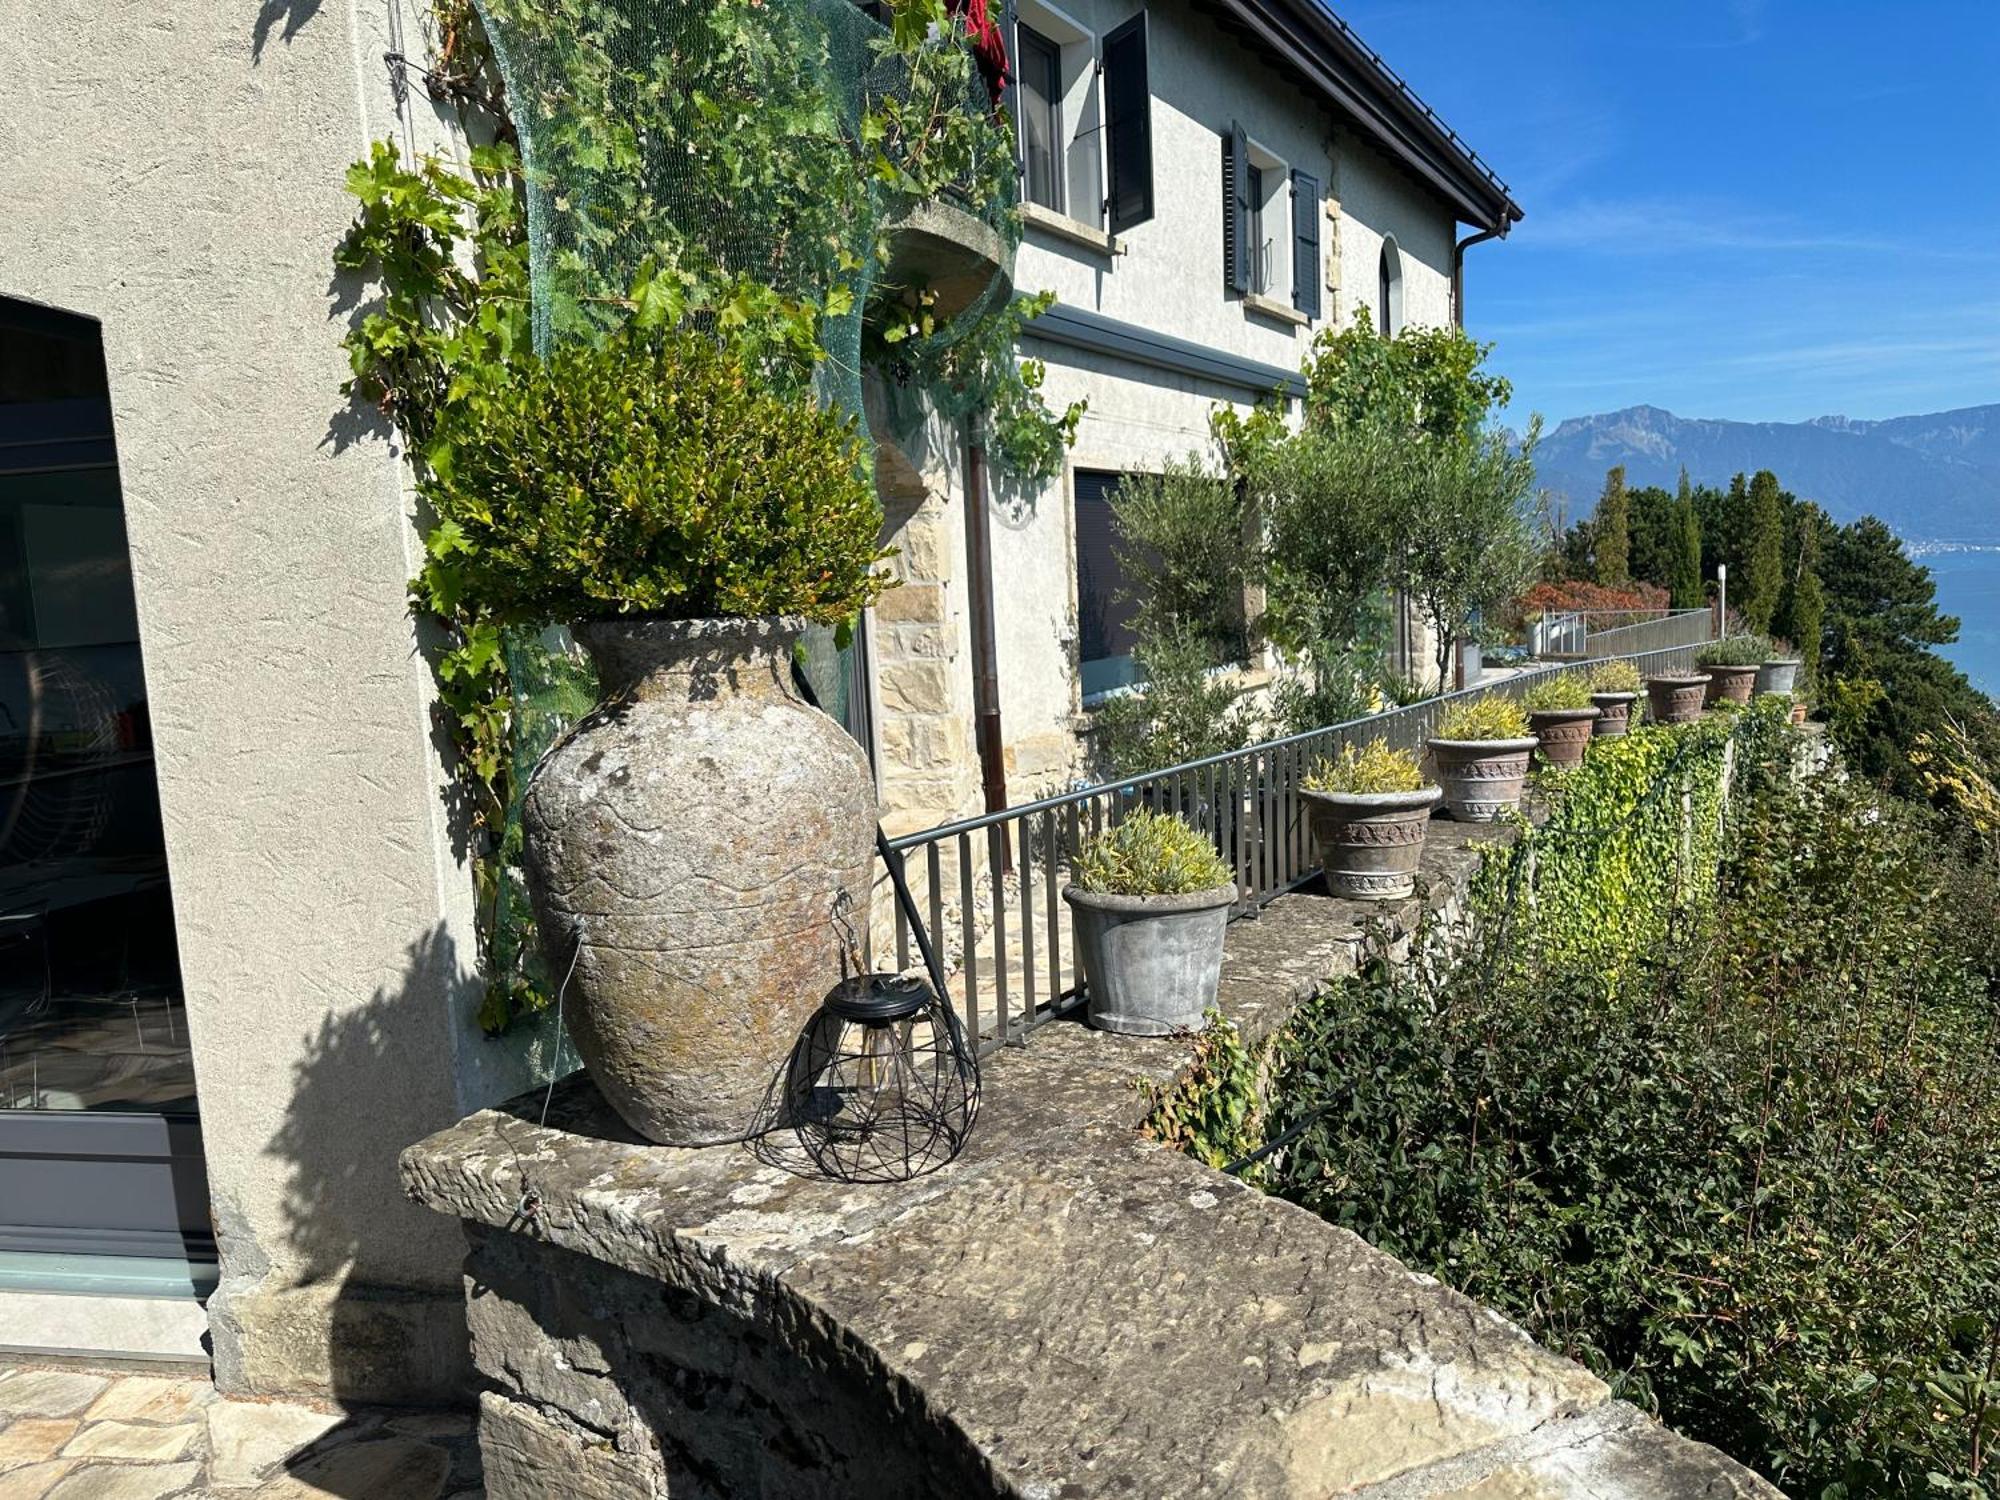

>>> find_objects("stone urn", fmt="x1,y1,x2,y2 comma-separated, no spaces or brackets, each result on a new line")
1064,882,1237,1036
521,616,876,1145
1756,659,1801,695
1426,737,1540,822
1590,691,1639,739
1646,674,1710,725
1300,786,1442,900
1528,707,1600,770
1702,664,1758,706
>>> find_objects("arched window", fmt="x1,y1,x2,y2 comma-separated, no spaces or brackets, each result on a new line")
1377,237,1404,336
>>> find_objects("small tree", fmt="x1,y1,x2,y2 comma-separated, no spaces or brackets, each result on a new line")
1091,630,1255,776
1593,465,1630,586
1739,468,1786,632
1773,501,1828,684
1669,469,1705,609
1109,456,1254,652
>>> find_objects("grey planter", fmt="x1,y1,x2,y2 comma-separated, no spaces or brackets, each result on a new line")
521,616,876,1145
1301,785,1442,901
1426,736,1540,822
1590,691,1639,739
1528,707,1600,770
1755,659,1801,695
1064,882,1237,1036
1646,674,1710,725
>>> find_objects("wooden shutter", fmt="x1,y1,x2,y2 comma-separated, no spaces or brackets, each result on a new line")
1101,14,1152,232
1291,169,1320,318
1222,122,1249,293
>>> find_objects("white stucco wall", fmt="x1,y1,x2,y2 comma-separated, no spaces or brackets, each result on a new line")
1332,135,1457,334
4,0,522,1399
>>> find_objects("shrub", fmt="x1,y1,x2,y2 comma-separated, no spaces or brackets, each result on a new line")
1520,673,1592,712
1696,633,1771,668
1090,631,1255,778
1436,695,1529,741
1303,740,1426,796
1588,659,1642,695
1505,578,1670,634
418,324,889,625
1072,808,1233,897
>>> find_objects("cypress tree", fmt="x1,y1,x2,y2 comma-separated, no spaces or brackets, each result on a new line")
1669,469,1704,609
1774,502,1830,684
1740,469,1785,632
1593,465,1630,586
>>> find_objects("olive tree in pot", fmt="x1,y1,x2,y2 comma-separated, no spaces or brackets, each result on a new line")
1299,740,1440,900
418,324,891,1145
1064,810,1237,1036
1755,637,1802,695
1426,695,1540,822
1696,634,1767,706
1586,658,1642,739
1520,673,1600,769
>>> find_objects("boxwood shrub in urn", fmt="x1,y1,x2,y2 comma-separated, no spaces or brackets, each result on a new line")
1586,658,1642,739
1300,740,1440,900
1064,809,1237,1036
1520,673,1600,770
418,323,891,1144
1696,635,1766,706
1426,696,1540,822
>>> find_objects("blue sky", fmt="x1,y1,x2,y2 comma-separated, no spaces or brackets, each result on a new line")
1332,1,2000,429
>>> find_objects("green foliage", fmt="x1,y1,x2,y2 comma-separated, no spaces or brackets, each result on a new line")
1302,316,1512,442
1588,658,1643,695
1090,632,1255,778
1738,469,1787,634
1697,634,1772,668
1257,415,1398,659
1593,465,1630,587
1669,473,1706,610
1773,502,1828,687
1072,808,1234,897
1140,1010,1265,1171
1111,456,1253,651
1437,694,1529,742
1303,740,1426,796
419,322,888,625
1521,672,1592,712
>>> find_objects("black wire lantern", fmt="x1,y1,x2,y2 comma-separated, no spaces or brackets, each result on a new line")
782,970,979,1183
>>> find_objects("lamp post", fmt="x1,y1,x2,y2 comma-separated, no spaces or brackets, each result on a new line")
1716,562,1728,636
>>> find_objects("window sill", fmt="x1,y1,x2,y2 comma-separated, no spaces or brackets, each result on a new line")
1022,201,1121,257
1242,292,1309,329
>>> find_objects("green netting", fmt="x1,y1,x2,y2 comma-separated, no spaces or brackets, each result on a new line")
467,0,1021,1016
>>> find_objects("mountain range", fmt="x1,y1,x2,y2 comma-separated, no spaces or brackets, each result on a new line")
1535,403,2000,544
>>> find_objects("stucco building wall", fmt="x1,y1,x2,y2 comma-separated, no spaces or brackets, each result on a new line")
3,0,524,1400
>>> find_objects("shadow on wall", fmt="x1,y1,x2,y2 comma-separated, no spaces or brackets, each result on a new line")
252,0,325,60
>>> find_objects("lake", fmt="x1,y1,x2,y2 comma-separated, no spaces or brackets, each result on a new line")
1920,547,2000,700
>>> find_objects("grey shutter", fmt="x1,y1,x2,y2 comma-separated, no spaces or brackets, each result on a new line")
1291,169,1320,318
1101,14,1152,232
1223,122,1249,293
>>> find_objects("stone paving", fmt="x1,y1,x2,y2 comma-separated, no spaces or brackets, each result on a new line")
0,1364,481,1500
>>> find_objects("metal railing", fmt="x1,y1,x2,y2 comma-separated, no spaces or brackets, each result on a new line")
1534,608,1709,658
1581,609,1712,659
878,640,1721,1059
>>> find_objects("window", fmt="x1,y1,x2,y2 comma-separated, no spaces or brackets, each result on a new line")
1073,470,1143,697
1378,237,1404,335
1225,130,1314,315
1017,23,1063,214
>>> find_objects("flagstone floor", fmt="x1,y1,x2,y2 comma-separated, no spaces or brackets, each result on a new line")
0,1363,481,1499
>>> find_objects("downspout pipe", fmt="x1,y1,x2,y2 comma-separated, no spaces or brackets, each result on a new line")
962,421,1009,819
1452,226,1503,328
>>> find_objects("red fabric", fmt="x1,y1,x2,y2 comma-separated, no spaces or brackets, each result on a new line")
949,0,1010,106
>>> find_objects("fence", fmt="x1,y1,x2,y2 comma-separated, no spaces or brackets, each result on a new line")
878,639,1724,1058
1532,608,1710,659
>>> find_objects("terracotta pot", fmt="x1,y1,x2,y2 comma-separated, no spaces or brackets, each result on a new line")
1064,883,1236,1036
1528,707,1600,769
1702,663,1758,705
1646,674,1710,725
1589,691,1639,739
1301,785,1442,900
1756,659,1801,695
1791,701,1808,725
1426,737,1540,822
521,616,876,1145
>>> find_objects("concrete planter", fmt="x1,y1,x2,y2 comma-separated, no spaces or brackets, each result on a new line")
1590,691,1639,739
1646,674,1710,725
1300,785,1442,901
1426,737,1540,822
874,199,1013,327
1528,707,1600,770
1756,659,1801,695
1702,663,1758,706
521,616,876,1145
1064,882,1237,1036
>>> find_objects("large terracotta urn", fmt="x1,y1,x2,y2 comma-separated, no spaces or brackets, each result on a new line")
521,616,876,1145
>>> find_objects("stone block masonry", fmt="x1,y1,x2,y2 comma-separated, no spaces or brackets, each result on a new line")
402,822,1780,1498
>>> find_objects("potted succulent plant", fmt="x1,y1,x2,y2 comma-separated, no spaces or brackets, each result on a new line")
1299,740,1441,901
1064,809,1238,1036
1520,673,1601,770
1645,670,1712,725
419,323,892,1145
1586,659,1643,739
1696,635,1767,706
1426,696,1540,822
1756,638,1803,696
